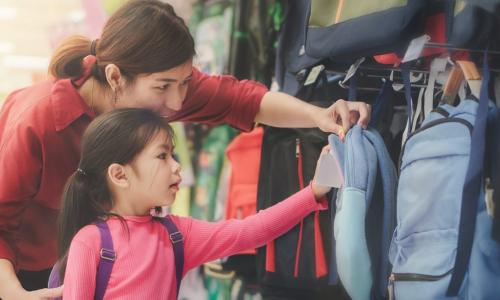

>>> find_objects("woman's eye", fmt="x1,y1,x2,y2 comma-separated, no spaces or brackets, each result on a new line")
181,80,190,86
157,85,169,91
157,153,167,159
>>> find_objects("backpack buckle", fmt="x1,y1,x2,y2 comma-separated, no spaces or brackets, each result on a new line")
100,248,116,261
169,231,184,244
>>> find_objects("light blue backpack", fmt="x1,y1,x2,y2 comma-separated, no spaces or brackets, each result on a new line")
388,57,500,299
329,125,397,300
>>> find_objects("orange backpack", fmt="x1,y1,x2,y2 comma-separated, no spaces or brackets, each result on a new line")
225,127,263,254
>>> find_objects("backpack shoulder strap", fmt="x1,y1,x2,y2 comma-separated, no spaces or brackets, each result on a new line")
94,221,116,300
158,216,184,298
447,53,491,296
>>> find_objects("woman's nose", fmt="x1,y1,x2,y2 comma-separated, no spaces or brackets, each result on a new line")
165,89,184,111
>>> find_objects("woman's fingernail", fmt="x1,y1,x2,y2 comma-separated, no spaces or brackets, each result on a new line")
339,128,345,140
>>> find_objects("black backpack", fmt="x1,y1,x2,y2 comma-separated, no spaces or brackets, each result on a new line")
256,78,347,299
256,124,333,290
446,0,500,50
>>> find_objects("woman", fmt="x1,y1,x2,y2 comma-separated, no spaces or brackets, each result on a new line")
0,1,370,299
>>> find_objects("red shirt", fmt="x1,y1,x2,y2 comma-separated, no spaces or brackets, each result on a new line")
0,63,267,271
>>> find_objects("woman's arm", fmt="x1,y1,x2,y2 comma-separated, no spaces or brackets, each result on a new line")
256,91,371,137
0,123,45,299
174,70,370,135
0,259,63,300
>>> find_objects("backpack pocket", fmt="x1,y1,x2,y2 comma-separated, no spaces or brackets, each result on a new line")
388,229,457,300
334,187,372,300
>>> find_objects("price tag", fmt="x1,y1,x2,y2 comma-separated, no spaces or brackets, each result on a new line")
304,64,325,86
314,147,344,188
402,35,430,63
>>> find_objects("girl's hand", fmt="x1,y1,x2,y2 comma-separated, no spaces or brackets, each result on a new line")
315,100,371,141
311,146,333,200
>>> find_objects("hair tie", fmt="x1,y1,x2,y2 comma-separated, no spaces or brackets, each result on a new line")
90,39,98,56
76,168,87,176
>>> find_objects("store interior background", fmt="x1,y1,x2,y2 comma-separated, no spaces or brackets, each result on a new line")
0,0,195,105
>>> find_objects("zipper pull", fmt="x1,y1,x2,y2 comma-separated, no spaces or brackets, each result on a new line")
295,138,300,158
388,273,395,300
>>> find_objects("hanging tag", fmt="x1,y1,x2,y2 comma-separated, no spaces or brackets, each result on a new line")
485,178,495,217
340,57,365,86
402,34,431,63
304,64,325,86
468,80,482,99
391,70,404,91
456,60,482,99
299,45,306,56
315,147,344,188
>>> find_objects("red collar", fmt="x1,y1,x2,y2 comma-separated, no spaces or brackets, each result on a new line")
50,55,97,131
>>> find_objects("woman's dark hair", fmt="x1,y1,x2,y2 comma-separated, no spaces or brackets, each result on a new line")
49,0,195,83
58,108,174,278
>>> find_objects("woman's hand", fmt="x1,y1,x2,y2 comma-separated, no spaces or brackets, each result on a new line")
26,286,64,300
2,286,63,300
311,146,333,200
0,260,63,300
315,100,371,140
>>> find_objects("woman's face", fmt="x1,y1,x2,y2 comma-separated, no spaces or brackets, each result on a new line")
116,60,193,117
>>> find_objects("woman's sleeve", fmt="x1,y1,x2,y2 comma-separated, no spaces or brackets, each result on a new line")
0,124,42,268
170,68,268,132
179,185,328,271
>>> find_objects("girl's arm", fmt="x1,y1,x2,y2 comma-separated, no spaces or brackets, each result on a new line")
62,239,98,300
179,184,327,272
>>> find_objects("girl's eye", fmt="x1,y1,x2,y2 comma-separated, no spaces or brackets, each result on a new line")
157,153,167,160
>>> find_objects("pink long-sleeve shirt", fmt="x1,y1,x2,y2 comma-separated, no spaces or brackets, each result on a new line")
63,185,327,299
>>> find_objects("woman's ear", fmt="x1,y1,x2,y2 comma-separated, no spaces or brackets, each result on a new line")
107,163,129,189
104,64,123,92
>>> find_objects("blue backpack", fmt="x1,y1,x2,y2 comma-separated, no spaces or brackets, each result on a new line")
48,216,184,300
388,57,500,299
328,125,397,300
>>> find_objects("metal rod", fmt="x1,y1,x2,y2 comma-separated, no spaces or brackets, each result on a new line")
425,42,500,55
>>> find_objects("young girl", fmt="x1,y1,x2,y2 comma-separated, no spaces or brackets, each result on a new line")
58,108,331,299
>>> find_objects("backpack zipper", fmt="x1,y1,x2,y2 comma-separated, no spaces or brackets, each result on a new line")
432,106,450,117
294,138,304,277
389,268,453,282
387,269,453,300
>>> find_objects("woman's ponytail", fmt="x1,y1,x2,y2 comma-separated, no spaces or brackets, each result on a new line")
48,35,93,79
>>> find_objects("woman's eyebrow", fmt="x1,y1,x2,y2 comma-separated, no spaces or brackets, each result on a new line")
155,74,192,83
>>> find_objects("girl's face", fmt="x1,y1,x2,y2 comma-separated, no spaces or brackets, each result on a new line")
124,130,181,213
116,60,193,118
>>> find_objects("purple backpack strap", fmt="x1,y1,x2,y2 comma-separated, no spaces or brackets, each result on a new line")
94,221,116,300
158,216,184,298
